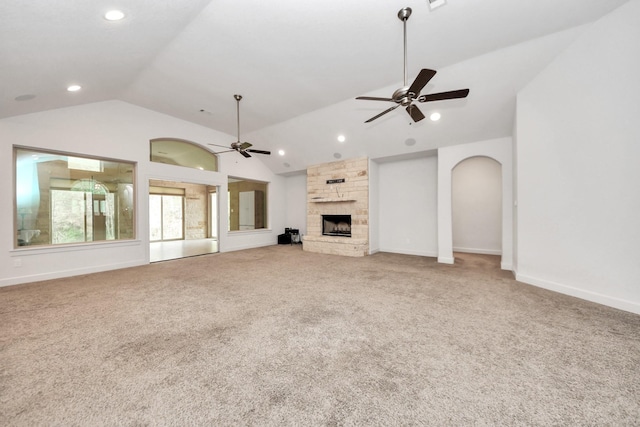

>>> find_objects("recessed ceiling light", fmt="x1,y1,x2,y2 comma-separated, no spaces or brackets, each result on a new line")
337,135,346,143
104,10,125,21
430,112,441,121
278,149,285,156
67,85,82,92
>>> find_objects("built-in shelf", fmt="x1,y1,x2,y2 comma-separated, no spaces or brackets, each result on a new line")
309,198,356,203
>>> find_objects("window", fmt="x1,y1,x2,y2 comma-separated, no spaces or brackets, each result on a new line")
14,147,135,247
150,138,218,172
227,177,268,231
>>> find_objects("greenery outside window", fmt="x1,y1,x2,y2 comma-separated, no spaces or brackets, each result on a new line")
227,177,268,231
149,187,185,241
14,147,135,248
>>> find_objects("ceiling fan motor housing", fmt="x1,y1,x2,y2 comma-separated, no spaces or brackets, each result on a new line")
393,87,414,106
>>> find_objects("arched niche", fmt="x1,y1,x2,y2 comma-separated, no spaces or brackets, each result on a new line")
452,156,502,256
437,138,513,270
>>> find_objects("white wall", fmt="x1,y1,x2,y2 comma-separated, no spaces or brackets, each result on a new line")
515,0,640,314
368,159,380,254
283,173,307,236
452,156,502,255
438,137,513,268
377,155,438,257
1,100,285,287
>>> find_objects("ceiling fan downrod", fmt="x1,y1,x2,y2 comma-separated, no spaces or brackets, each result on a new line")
234,94,242,143
398,7,412,88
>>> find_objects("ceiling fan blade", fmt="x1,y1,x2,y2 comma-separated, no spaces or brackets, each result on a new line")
356,96,394,102
407,69,437,98
212,149,235,154
406,104,425,122
418,88,470,103
365,104,400,123
208,143,232,149
246,149,271,155
239,150,252,158
240,142,252,150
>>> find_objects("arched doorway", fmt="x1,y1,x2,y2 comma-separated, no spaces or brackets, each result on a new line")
436,138,513,270
452,156,502,255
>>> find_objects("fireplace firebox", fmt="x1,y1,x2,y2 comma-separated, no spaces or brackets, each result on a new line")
322,215,351,237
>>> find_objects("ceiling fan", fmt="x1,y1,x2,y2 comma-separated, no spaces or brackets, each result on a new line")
356,7,470,123
208,94,271,158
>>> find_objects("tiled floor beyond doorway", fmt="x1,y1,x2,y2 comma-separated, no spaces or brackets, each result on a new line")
150,239,218,263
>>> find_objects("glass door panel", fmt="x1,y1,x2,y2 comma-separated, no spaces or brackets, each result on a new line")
149,194,184,241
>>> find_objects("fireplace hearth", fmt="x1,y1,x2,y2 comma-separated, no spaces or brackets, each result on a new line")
322,215,351,237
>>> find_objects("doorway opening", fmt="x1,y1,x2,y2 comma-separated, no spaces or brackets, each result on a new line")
149,180,219,262
452,156,502,256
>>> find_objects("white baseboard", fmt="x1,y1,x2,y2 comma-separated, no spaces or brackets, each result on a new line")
453,246,502,255
437,256,455,265
220,241,276,253
379,248,438,258
0,259,146,288
516,273,640,315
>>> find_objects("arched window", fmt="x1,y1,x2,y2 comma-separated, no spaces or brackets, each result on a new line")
150,138,218,172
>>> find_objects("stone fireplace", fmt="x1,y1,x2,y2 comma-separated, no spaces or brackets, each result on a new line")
303,157,368,257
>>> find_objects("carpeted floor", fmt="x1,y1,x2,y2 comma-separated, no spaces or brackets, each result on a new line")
1,245,639,426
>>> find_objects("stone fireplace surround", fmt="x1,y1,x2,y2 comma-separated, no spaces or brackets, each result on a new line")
303,157,368,257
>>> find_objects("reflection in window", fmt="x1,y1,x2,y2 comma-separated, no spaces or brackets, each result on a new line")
150,138,218,172
227,177,268,231
14,147,135,247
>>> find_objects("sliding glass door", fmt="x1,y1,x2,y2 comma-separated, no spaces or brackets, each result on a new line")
149,194,184,241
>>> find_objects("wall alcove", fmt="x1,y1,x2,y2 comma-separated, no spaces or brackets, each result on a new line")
452,156,502,255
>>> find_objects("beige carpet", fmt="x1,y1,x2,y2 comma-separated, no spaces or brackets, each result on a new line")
1,245,639,425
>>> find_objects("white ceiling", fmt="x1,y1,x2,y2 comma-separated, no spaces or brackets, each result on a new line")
0,0,630,174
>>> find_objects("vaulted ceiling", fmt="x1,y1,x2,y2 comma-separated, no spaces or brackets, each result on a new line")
0,0,629,174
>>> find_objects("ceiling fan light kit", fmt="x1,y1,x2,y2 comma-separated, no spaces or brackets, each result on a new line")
208,95,271,158
356,7,469,123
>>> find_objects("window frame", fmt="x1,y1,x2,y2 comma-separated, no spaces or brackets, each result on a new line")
13,146,137,250
227,176,269,232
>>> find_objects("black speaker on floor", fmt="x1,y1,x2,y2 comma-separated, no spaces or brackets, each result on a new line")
278,228,300,245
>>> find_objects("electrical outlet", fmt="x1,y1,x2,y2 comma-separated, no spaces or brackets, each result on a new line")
13,258,22,267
